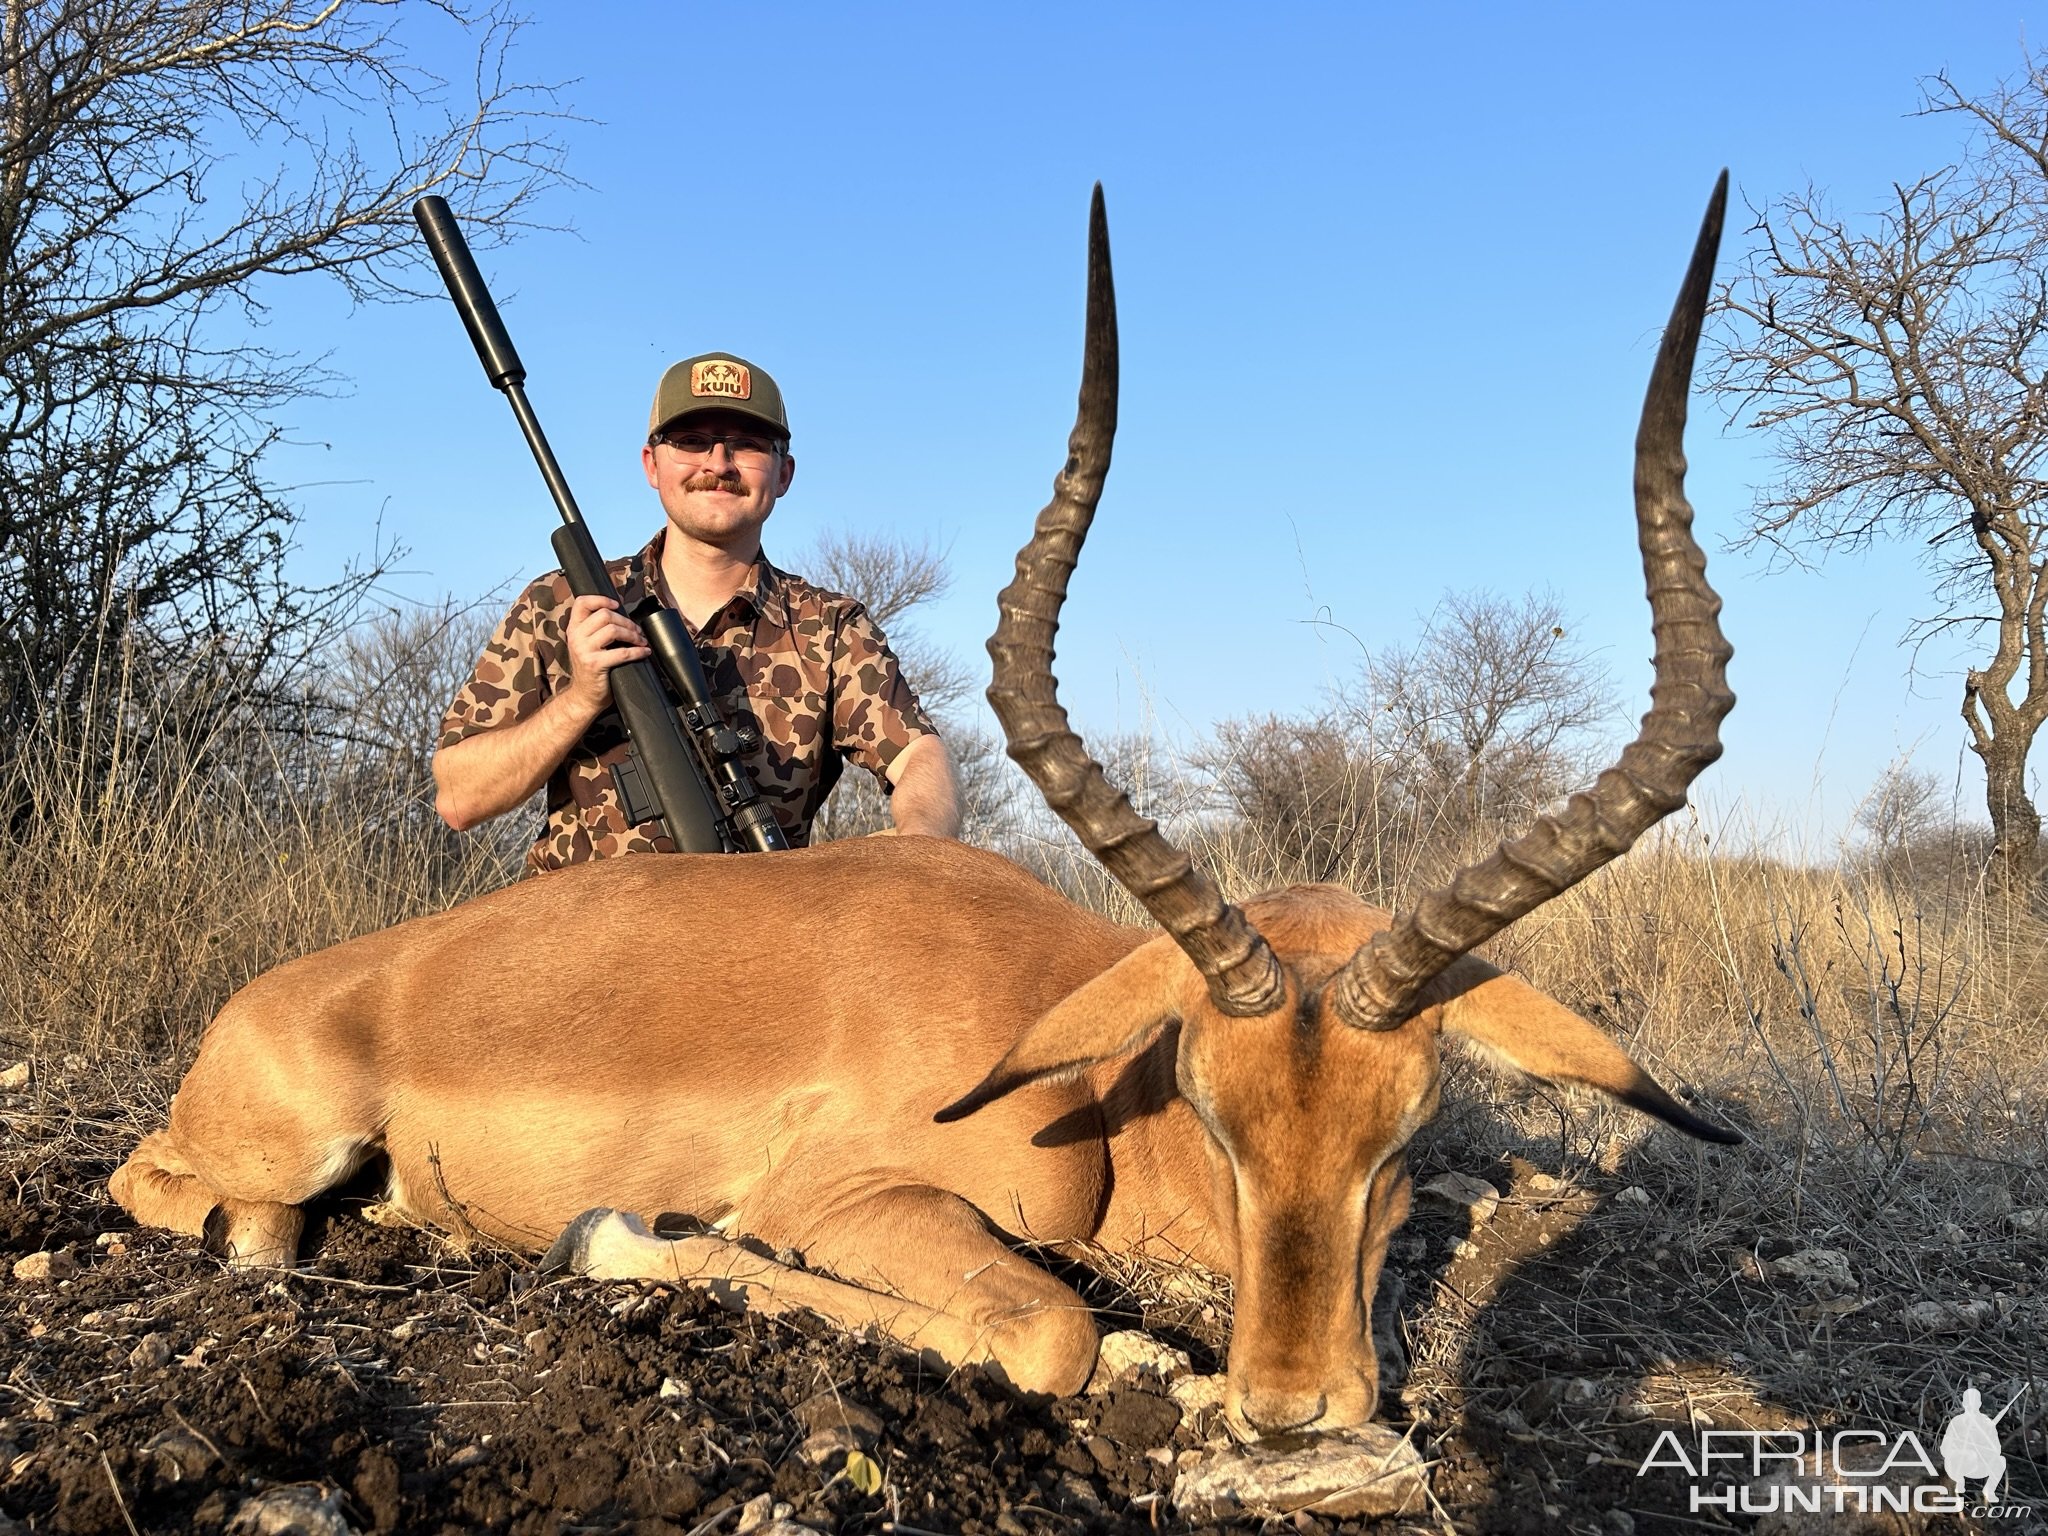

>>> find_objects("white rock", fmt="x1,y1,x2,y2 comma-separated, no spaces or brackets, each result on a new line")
11,1249,76,1283
1089,1329,1193,1389
128,1332,174,1370
1614,1185,1652,1207
1168,1373,1227,1416
0,1062,28,1091
1417,1172,1500,1225
227,1487,358,1535
1769,1248,1858,1294
733,1493,776,1534
659,1376,690,1400
1173,1425,1427,1518
1527,1172,1564,1194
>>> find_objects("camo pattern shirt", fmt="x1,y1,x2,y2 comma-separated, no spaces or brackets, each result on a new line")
438,532,937,870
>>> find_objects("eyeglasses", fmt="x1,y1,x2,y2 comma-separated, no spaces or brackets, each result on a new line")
649,428,786,470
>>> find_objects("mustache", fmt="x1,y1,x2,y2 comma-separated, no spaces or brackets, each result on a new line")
681,469,744,492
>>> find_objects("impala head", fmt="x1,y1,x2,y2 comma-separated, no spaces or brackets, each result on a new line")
939,179,1740,1435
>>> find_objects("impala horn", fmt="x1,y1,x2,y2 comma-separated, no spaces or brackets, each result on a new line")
986,186,1284,1018
1331,172,1737,1031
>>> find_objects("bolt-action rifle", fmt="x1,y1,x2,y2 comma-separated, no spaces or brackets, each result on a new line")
413,196,789,854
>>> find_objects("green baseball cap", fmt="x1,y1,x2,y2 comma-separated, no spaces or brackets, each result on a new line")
647,352,790,441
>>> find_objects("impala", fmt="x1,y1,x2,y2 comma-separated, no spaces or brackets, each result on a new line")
113,175,1737,1435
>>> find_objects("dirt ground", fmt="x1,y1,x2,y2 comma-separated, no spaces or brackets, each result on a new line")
1,1063,2040,1535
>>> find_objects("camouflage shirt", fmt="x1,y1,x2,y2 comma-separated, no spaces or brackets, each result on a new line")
438,532,937,870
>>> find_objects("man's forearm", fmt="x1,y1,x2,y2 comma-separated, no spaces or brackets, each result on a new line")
886,735,962,839
433,690,603,831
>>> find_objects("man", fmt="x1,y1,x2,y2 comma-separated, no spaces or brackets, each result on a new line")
434,351,961,868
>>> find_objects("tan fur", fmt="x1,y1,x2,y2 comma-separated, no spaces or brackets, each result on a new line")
114,849,1721,1426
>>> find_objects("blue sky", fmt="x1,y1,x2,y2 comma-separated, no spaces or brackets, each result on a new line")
263,2,2048,842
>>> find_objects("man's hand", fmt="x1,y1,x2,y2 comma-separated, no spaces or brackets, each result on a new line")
562,595,651,721
433,595,652,833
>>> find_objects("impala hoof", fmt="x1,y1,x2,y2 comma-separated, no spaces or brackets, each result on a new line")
540,1207,622,1275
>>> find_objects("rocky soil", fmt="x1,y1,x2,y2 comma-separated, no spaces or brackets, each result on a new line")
2,1068,2037,1534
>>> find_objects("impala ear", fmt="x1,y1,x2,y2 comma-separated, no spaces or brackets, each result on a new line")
1433,958,1740,1145
934,937,1183,1123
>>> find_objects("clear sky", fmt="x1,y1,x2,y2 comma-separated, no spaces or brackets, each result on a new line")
261,1,2048,845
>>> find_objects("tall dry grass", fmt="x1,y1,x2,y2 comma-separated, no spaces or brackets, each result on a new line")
0,646,520,1065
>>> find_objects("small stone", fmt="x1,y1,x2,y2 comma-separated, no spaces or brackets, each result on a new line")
11,1249,76,1283
1089,1329,1192,1388
793,1392,882,1449
734,1492,776,1535
1054,1472,1104,1517
445,1444,483,1469
1769,1248,1858,1295
1417,1172,1500,1226
143,1429,216,1482
227,1486,358,1535
1172,1425,1428,1519
1900,1297,1996,1333
2006,1207,2046,1234
389,1319,419,1342
0,1062,28,1091
1565,1377,1603,1404
1606,1512,1636,1535
1527,1172,1563,1194
1168,1373,1227,1415
800,1426,859,1464
1450,1239,1480,1259
1614,1185,1652,1207
659,1376,690,1401
129,1333,174,1370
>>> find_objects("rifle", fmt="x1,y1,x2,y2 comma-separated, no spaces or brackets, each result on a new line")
413,196,790,855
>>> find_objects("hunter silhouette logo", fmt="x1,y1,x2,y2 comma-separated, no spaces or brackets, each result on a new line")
1941,1386,2021,1503
690,360,751,400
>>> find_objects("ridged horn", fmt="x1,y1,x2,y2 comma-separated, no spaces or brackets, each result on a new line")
986,186,1284,1017
1332,172,1736,1031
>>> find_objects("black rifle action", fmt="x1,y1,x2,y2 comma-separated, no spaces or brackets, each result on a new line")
412,196,790,855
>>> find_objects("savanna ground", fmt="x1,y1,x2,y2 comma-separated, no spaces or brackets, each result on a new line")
2,686,2045,1536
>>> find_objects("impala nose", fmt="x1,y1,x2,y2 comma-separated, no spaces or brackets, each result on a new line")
1239,1388,1327,1434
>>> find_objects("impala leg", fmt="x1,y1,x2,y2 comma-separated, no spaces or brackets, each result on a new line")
110,1132,307,1267
549,1190,1097,1397
790,1184,1099,1397
545,1210,990,1361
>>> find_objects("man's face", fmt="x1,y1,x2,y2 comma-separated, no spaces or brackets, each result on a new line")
640,408,796,555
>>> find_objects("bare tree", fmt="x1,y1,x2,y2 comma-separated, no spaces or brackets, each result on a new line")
1710,57,2048,903
0,0,563,814
1347,588,1615,831
1199,713,1396,885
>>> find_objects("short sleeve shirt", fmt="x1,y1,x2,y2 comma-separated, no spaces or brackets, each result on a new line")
438,532,937,870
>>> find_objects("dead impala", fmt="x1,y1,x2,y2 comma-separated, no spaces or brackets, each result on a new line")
113,176,1738,1436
